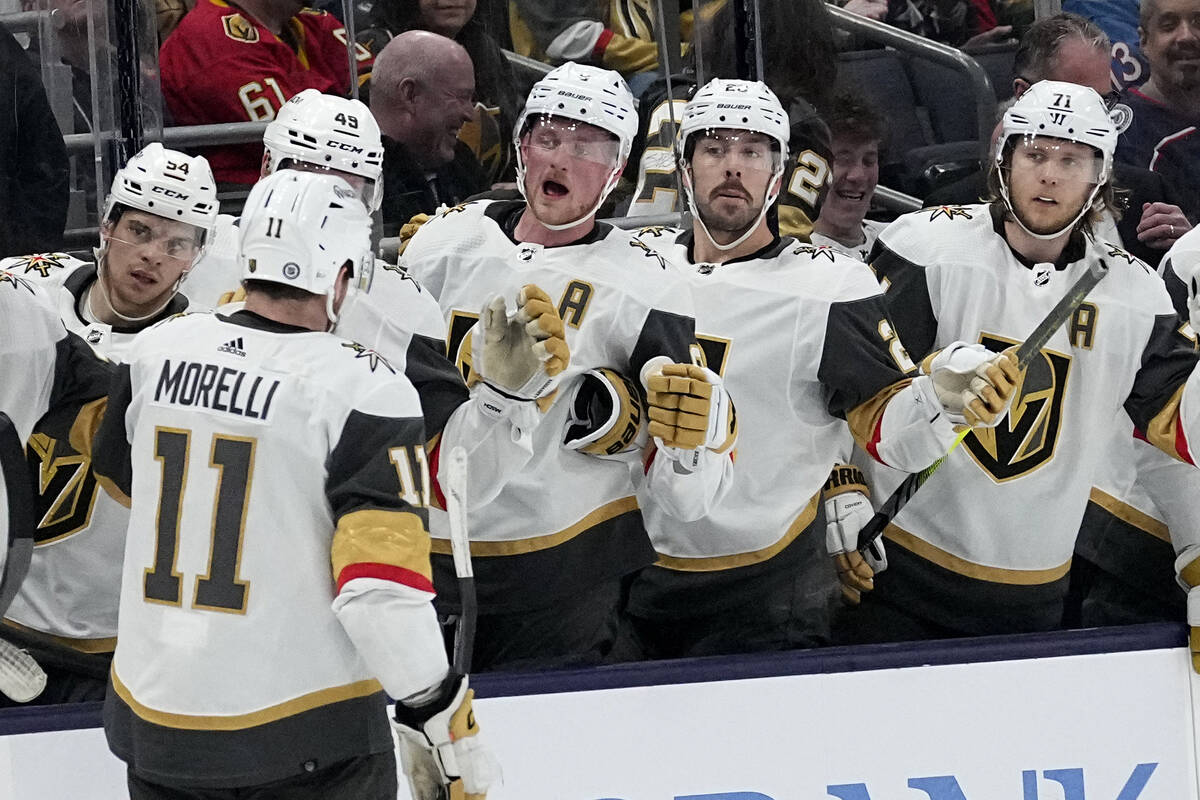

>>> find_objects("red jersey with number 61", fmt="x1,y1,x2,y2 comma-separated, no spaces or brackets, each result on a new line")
161,0,373,185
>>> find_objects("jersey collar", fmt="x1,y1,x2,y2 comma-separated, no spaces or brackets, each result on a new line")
66,264,190,333
485,200,614,248
989,203,1087,271
222,309,314,334
679,229,791,266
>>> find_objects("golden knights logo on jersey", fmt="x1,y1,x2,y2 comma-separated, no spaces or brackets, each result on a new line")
0,270,36,293
963,333,1071,482
26,434,100,543
13,253,71,278
791,244,838,262
929,206,973,222
340,341,395,374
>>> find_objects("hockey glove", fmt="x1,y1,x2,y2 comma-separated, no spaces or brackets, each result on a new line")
1176,546,1200,674
646,364,737,453
564,368,647,457
397,213,432,256
472,284,568,401
920,343,1019,428
393,672,499,800
823,464,885,605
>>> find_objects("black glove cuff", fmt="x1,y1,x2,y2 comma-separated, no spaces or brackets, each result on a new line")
393,671,465,726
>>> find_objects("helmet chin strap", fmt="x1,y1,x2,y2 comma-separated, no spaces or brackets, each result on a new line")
324,290,341,332
683,162,782,253
91,243,189,325
997,168,1103,241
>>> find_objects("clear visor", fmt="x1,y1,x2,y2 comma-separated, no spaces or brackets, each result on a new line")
280,159,381,211
355,250,375,294
521,116,622,166
103,217,205,264
688,130,784,175
1007,136,1105,185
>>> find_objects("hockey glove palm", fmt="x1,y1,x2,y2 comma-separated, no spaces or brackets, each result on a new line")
393,673,499,800
564,368,647,457
646,364,736,453
473,284,568,401
922,343,1019,428
823,465,885,605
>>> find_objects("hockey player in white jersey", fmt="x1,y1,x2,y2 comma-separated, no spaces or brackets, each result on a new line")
91,171,497,799
623,79,1020,658
403,62,741,670
0,144,218,701
0,273,112,633
857,81,1200,643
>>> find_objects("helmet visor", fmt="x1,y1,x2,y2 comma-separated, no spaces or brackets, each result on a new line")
521,116,622,167
687,130,783,176
280,159,382,212
1007,136,1105,186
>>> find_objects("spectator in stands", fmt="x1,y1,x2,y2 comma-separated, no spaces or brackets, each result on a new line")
811,89,888,262
21,0,92,135
0,26,69,257
883,0,1013,49
370,30,487,237
159,0,373,188
508,0,725,96
355,0,520,184
1115,0,1200,218
926,12,1192,268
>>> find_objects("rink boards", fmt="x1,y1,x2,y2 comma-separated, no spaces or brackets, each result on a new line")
0,623,1197,799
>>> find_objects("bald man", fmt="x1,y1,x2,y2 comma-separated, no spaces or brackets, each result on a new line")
371,30,488,236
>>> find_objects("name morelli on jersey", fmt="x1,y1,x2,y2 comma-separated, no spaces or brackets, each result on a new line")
153,358,281,420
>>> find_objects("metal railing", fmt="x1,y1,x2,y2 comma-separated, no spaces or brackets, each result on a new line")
826,5,996,144
873,186,923,214
0,8,60,34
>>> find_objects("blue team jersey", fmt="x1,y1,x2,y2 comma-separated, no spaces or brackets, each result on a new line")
1063,0,1148,89
1115,88,1200,217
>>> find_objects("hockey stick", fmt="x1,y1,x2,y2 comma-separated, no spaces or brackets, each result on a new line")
856,257,1112,557
0,411,46,702
444,446,475,675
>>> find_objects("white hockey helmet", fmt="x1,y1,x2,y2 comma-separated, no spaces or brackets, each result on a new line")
679,78,791,160
514,62,637,230
996,80,1117,183
995,80,1118,240
102,142,219,246
679,79,791,253
239,171,374,326
262,89,385,213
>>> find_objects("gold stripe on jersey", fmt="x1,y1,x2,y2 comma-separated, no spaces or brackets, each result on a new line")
111,669,383,730
884,524,1072,584
2,620,116,653
655,491,820,572
1180,553,1200,589
845,379,913,450
96,473,132,509
777,204,816,242
1141,384,1191,464
430,496,637,557
331,509,432,583
1088,487,1170,543
67,396,108,458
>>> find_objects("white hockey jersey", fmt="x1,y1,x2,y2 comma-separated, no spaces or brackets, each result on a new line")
628,229,940,619
0,272,111,581
871,203,1200,633
0,253,198,647
92,309,439,787
402,199,699,610
810,219,888,264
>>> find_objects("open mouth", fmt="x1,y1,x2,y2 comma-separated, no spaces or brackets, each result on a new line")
129,270,157,286
1033,196,1058,206
836,189,866,201
542,180,569,198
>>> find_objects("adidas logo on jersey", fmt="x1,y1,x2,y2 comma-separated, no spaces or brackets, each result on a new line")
218,337,246,357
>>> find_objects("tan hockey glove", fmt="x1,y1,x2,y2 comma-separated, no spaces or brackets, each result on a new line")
397,213,432,256
823,464,884,605
472,284,568,401
645,363,736,453
1176,547,1200,674
393,673,499,800
920,343,1019,428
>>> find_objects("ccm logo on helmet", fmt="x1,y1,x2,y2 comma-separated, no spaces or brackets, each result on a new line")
325,140,364,154
151,186,191,200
